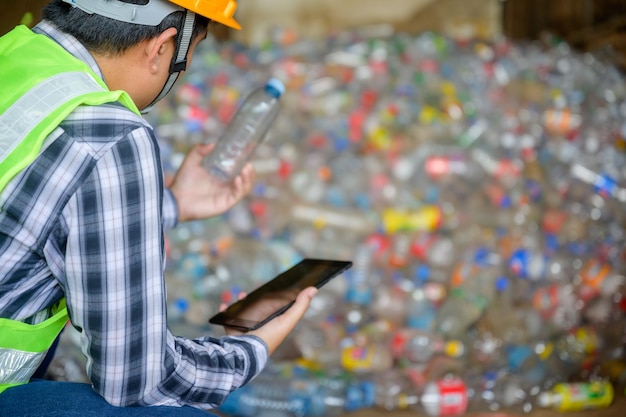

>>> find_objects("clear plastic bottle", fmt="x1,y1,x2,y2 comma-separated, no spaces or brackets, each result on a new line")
508,246,579,285
404,284,439,331
204,78,285,182
462,329,507,371
410,232,457,272
372,369,421,412
391,328,465,365
531,282,581,332
434,264,499,339
289,201,378,236
466,370,535,413
553,325,602,370
532,340,572,389
292,315,345,368
479,276,529,345
506,344,548,390
219,371,372,417
344,242,381,307
569,161,626,203
493,373,539,414
370,273,409,325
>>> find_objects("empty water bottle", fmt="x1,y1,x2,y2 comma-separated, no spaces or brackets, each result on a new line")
219,371,373,417
204,78,285,182
372,369,421,411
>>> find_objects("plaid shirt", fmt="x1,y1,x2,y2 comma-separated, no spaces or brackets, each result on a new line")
0,21,267,409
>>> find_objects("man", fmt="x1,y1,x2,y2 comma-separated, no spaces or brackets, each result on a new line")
0,1,317,415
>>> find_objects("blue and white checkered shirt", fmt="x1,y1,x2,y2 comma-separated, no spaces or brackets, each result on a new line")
0,21,267,409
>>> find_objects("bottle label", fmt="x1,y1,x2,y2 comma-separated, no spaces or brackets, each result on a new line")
436,378,468,416
341,346,375,372
382,206,442,234
411,233,437,260
391,331,409,358
532,284,559,313
543,108,581,135
580,259,611,292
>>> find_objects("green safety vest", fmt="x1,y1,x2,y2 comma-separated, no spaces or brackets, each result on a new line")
0,25,140,394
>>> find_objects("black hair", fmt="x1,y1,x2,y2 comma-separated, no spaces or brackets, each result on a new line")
42,0,210,55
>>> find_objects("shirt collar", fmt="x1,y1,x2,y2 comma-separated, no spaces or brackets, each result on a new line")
32,20,105,82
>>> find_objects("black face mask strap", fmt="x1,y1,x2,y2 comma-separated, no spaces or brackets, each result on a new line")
142,10,195,114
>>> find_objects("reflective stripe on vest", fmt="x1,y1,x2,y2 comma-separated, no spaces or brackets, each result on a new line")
0,26,140,394
0,300,68,393
0,71,107,191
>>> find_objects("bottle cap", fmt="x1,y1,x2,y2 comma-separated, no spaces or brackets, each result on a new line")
495,276,509,292
266,78,286,97
444,340,465,358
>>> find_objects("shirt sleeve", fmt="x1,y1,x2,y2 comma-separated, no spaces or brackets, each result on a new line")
162,188,178,231
62,126,268,408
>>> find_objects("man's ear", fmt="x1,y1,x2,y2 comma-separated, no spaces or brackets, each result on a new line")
146,27,178,74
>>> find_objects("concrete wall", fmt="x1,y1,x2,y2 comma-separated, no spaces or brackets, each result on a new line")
234,0,502,45
1,0,501,42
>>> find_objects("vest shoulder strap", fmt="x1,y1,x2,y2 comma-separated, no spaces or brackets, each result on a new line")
0,25,140,191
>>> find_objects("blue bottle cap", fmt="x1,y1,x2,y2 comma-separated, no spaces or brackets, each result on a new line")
473,246,490,266
414,264,431,284
174,298,189,313
495,276,509,292
266,78,286,98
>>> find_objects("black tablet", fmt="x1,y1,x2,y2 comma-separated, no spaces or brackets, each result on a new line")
209,258,352,331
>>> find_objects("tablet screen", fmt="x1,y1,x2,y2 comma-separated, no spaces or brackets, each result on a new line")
209,258,352,331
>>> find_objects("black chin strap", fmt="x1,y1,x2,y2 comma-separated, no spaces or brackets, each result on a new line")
142,10,195,114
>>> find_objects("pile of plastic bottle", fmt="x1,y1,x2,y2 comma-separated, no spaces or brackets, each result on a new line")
61,28,626,415
143,28,626,416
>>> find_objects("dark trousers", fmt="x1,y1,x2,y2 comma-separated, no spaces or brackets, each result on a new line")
0,380,217,416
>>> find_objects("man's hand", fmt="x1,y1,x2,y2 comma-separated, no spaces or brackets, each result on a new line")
221,287,318,355
249,286,318,354
169,143,255,222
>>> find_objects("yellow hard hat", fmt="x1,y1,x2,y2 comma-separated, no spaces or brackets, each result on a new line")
168,0,240,30
62,0,241,30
